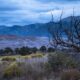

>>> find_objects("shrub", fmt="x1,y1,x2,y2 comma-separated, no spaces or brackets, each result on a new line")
15,48,20,54
24,62,46,80
31,47,38,53
65,57,78,68
44,62,52,74
19,47,32,55
48,52,66,72
4,47,13,55
40,46,47,52
48,52,78,72
1,56,16,61
61,70,80,80
3,62,24,79
0,49,4,55
47,47,55,52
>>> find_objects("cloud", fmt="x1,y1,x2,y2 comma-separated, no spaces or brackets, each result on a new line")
0,0,80,25
36,0,80,3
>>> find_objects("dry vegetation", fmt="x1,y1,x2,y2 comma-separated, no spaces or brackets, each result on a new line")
0,51,80,80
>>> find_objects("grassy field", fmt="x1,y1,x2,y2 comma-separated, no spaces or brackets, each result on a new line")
0,52,44,59
0,52,80,80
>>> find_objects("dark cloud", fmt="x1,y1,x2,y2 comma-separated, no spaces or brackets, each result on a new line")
0,0,19,12
0,0,80,25
0,7,18,11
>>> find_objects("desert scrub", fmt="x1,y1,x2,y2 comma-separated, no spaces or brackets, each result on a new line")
1,56,16,61
48,52,79,72
61,69,80,80
3,62,24,79
31,53,43,58
23,55,31,59
22,53,43,59
24,62,46,80
48,52,67,72
65,56,78,68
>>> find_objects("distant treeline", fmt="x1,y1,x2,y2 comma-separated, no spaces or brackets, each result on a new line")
0,46,55,56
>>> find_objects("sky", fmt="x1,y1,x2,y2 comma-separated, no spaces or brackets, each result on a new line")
0,0,80,26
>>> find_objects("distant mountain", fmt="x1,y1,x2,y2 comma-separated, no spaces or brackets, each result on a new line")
0,16,79,37
0,23,50,37
0,16,79,48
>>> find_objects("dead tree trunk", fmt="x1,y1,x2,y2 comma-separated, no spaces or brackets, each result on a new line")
48,10,80,52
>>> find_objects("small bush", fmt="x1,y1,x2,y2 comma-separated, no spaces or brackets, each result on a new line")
3,62,24,79
19,47,32,55
1,56,16,61
31,47,38,53
48,52,78,72
61,70,80,80
4,47,13,55
39,46,47,52
48,52,67,72
47,47,55,52
65,57,78,68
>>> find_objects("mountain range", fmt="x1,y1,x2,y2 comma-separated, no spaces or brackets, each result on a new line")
0,16,79,48
0,16,79,37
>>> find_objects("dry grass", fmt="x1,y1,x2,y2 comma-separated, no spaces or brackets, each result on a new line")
1,56,16,61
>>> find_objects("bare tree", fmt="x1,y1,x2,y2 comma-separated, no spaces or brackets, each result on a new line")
48,9,80,52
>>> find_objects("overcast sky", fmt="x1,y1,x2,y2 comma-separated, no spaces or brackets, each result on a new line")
0,0,80,25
